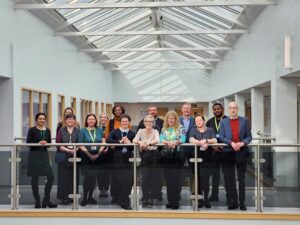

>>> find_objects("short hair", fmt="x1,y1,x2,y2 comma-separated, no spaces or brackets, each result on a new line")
112,105,125,116
35,112,47,121
120,114,131,122
143,115,155,124
182,102,192,108
64,114,76,120
84,113,98,128
194,114,206,121
212,102,223,108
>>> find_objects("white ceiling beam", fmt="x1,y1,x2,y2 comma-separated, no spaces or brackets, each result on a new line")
56,29,248,36
98,59,221,63
80,47,231,52
15,1,278,10
108,68,213,71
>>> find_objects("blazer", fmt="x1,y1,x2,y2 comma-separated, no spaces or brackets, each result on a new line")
219,116,252,162
179,116,195,142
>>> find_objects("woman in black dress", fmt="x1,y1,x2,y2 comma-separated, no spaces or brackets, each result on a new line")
26,112,57,208
56,114,80,205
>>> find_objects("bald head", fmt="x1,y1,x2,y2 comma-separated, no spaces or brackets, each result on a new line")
228,101,239,119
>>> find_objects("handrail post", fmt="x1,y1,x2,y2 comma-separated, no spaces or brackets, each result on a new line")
194,144,198,211
133,144,138,210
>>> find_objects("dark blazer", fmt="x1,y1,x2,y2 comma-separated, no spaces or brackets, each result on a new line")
179,116,195,143
219,116,252,163
136,117,164,133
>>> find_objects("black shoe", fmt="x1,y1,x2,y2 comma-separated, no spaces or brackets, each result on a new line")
171,205,179,210
121,205,132,210
166,203,172,208
204,201,211,209
147,199,153,208
240,203,247,211
61,199,71,205
42,201,57,208
208,195,219,202
35,201,41,209
198,199,204,208
80,199,87,206
228,203,238,210
156,195,163,201
87,197,97,205
111,198,119,204
142,199,148,207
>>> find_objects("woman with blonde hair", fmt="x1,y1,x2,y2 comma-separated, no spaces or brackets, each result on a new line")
160,111,186,209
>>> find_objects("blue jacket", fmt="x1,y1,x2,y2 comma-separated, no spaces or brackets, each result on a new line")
219,116,252,152
179,116,195,143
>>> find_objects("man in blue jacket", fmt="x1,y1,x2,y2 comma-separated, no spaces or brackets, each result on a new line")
219,101,252,211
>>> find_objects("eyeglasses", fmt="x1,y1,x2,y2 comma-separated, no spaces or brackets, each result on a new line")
145,120,154,123
228,107,238,109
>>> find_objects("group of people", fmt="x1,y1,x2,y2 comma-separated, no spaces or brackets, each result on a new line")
26,101,251,211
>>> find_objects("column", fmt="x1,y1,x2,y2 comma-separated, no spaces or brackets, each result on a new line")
271,76,298,187
251,88,264,141
235,93,246,117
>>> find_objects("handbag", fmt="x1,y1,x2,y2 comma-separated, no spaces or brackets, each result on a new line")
55,151,66,163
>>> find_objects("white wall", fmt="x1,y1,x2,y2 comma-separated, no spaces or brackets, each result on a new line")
209,0,300,100
0,0,113,138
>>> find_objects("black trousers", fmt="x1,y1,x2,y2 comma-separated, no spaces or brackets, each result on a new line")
220,151,247,205
111,151,133,206
161,156,183,206
97,169,111,191
57,162,79,200
82,175,96,200
210,152,221,197
31,174,54,202
198,162,212,201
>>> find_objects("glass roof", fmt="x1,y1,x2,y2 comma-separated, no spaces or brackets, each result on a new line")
27,0,260,71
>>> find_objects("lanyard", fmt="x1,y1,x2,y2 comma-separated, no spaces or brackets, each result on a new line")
88,128,96,143
214,116,223,133
40,130,45,140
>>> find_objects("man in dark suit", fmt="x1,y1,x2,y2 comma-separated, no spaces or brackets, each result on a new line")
219,101,252,211
137,106,164,133
137,106,164,201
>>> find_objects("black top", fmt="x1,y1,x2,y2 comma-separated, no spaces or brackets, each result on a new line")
206,115,227,142
106,129,136,152
136,117,164,133
26,127,51,151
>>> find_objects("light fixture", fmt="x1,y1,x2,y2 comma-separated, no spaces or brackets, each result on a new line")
284,35,292,69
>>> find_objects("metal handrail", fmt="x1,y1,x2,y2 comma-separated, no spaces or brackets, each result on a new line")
1,142,299,212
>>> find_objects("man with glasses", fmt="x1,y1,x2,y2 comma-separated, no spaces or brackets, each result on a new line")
219,101,252,211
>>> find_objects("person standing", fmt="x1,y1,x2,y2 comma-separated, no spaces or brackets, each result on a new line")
136,106,164,201
106,114,136,210
97,112,110,198
189,115,217,208
133,115,160,208
206,103,227,201
56,114,80,205
160,111,186,209
78,114,105,206
26,112,57,208
219,101,252,211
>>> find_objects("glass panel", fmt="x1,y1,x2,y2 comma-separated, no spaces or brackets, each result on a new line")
0,146,12,209
22,90,30,137
17,145,63,209
261,146,300,213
